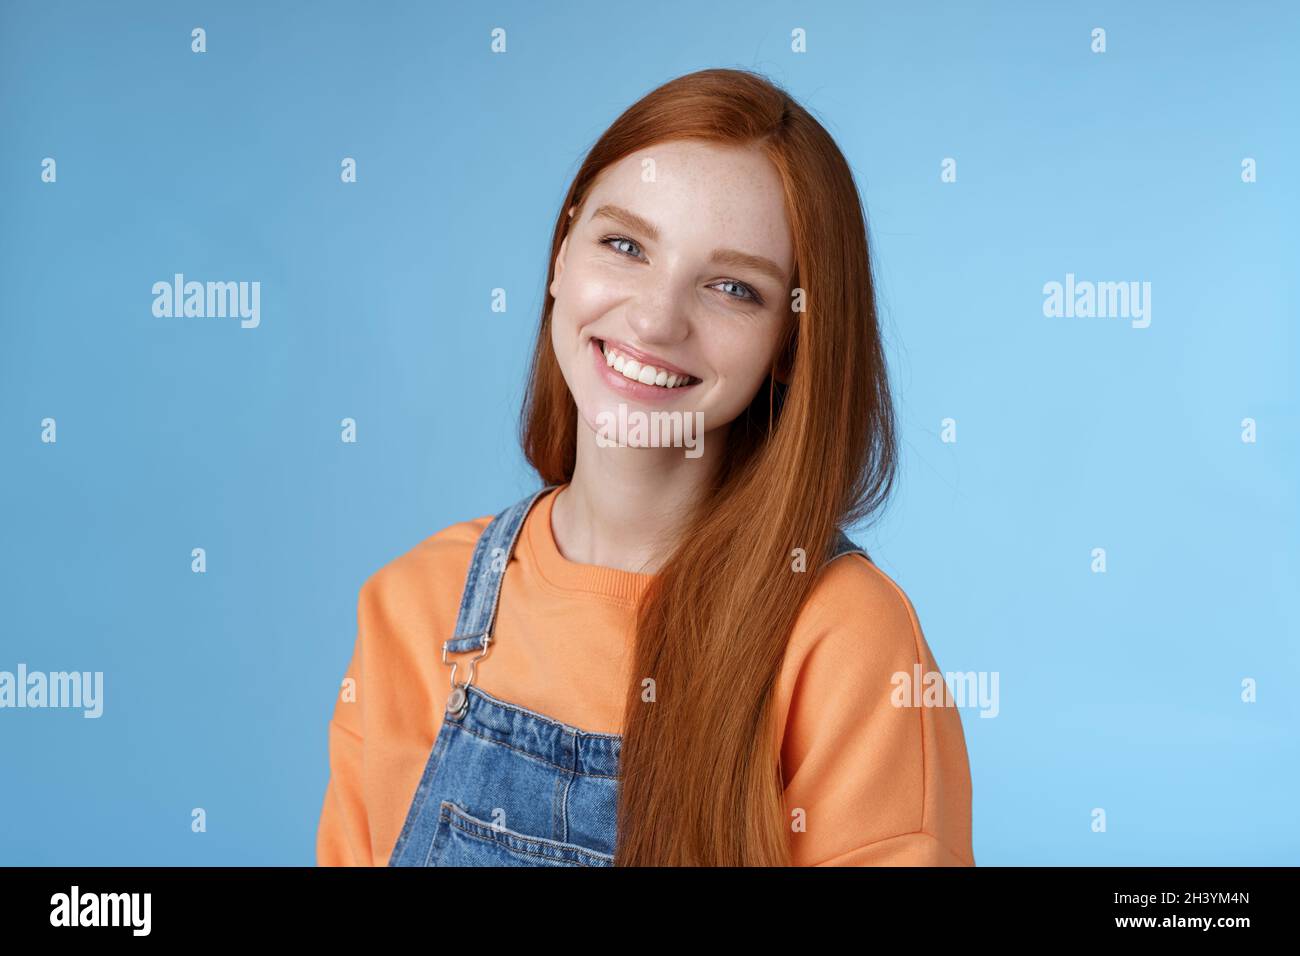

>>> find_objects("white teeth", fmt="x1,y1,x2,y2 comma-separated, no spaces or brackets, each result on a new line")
599,341,692,389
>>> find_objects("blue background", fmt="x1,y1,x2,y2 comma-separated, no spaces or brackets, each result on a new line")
1,0,1296,865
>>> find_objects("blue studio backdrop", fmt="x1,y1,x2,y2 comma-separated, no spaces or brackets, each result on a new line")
1,0,1296,865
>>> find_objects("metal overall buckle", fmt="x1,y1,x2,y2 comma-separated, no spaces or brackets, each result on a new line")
442,634,491,719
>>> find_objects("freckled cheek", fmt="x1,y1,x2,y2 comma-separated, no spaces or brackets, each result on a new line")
706,328,778,398
550,274,620,390
560,268,627,334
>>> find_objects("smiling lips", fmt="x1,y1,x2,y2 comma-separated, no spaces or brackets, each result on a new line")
597,339,699,390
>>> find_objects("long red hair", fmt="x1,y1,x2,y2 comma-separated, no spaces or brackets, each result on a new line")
520,68,897,865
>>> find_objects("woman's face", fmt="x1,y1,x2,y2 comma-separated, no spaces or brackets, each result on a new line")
548,138,795,452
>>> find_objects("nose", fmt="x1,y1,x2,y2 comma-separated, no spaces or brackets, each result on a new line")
624,279,691,346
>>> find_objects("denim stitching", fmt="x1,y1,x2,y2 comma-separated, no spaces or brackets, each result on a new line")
439,801,614,866
448,720,620,779
468,684,623,740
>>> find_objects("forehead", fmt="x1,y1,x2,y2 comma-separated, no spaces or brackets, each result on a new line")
581,139,794,272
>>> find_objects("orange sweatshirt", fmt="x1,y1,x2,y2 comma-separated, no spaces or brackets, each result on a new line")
316,486,975,866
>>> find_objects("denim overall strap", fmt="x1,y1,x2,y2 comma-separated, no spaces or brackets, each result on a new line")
828,529,870,563
443,485,558,655
439,485,559,720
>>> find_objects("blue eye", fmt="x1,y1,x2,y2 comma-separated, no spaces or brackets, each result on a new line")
600,235,644,259
713,279,762,304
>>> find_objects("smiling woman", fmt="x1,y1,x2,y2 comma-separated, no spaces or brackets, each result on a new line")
316,67,975,868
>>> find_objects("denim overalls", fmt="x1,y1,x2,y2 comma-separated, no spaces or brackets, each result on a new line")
387,485,869,867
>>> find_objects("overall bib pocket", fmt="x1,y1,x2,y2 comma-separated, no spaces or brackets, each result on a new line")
427,800,615,867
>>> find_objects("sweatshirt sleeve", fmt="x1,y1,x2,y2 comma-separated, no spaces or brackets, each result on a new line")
315,582,374,866
779,556,975,867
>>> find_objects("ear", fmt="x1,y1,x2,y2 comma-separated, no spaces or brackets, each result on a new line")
548,210,575,298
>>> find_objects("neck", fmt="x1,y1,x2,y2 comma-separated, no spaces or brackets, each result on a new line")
550,421,726,574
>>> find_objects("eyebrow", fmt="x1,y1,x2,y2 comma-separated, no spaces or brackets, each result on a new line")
589,203,789,288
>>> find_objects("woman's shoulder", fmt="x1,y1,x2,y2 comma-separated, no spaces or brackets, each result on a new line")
360,512,494,607
793,551,926,662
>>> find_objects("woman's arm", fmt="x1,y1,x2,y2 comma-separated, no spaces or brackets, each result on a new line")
315,587,373,866
779,556,976,867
